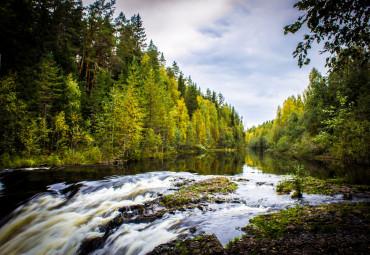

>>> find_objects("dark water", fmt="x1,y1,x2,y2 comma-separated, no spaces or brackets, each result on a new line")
0,150,368,221
245,150,369,184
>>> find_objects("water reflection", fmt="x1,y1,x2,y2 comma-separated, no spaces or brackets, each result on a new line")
146,152,245,176
244,149,369,184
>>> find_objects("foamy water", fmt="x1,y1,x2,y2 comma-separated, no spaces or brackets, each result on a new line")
0,167,365,254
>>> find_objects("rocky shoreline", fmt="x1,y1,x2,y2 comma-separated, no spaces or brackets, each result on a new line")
150,202,370,255
77,177,370,255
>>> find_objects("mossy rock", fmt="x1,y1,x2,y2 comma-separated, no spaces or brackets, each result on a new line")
148,234,225,255
159,177,238,209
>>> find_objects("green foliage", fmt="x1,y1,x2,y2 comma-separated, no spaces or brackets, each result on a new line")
276,136,291,152
0,74,27,154
284,0,369,69
276,165,307,198
0,1,245,168
290,165,306,198
245,1,369,164
276,178,293,194
247,62,369,164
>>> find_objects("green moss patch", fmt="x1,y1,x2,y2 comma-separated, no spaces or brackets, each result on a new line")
224,202,370,254
276,176,369,196
244,202,370,239
159,177,238,209
303,177,369,195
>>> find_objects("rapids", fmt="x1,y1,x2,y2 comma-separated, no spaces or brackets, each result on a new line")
0,164,364,255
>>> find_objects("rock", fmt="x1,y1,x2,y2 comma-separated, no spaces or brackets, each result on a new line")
215,199,227,204
189,226,197,233
77,236,105,255
148,234,225,255
236,178,249,182
342,193,352,200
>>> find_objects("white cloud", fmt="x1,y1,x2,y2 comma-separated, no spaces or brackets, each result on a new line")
112,0,242,61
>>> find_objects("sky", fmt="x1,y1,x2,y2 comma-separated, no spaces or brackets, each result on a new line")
85,0,328,128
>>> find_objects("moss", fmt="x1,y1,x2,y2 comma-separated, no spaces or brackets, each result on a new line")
276,178,293,194
159,177,238,209
276,176,369,196
225,236,240,249
195,235,203,241
243,203,370,239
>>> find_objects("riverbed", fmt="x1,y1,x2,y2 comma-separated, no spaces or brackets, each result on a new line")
0,151,368,254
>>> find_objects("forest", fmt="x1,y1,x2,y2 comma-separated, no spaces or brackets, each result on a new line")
246,0,369,164
246,62,369,163
0,0,245,168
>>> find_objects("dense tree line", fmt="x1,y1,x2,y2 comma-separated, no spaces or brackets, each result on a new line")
246,58,369,163
246,0,369,164
0,0,245,167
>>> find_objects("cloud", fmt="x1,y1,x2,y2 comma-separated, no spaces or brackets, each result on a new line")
111,0,243,60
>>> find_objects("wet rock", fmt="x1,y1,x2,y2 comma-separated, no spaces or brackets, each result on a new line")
256,182,274,186
189,226,197,233
342,193,352,200
197,204,207,212
148,234,225,255
60,183,84,200
80,201,170,254
215,199,227,204
78,236,105,255
256,182,266,186
235,178,249,182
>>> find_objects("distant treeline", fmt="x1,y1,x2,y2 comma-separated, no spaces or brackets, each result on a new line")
0,0,245,167
246,58,369,164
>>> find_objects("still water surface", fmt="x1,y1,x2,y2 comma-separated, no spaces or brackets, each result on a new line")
0,151,368,254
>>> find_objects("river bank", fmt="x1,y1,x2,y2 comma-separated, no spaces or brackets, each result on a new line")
76,176,369,254
0,148,240,170
260,147,369,167
150,202,369,254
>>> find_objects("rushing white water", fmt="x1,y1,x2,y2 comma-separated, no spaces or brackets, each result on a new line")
0,172,180,255
93,213,187,255
0,167,365,255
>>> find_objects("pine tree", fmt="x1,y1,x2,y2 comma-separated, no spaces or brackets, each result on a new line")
36,54,63,122
185,82,199,118
131,14,147,57
177,73,186,99
146,40,160,70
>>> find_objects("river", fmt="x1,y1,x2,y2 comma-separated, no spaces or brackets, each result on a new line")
0,151,368,254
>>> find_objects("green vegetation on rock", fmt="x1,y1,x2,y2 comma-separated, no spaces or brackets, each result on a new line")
244,203,370,239
160,177,238,209
276,176,369,196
